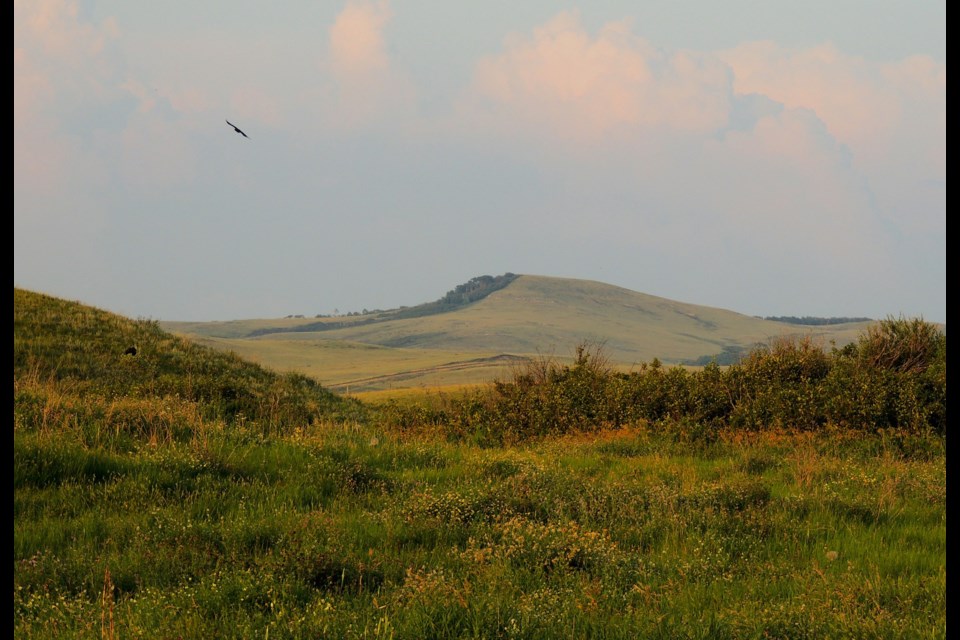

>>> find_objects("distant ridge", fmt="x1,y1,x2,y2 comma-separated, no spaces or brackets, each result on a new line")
162,274,880,368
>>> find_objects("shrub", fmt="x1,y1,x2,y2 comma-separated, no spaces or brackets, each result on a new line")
853,316,945,374
826,317,946,433
374,324,946,442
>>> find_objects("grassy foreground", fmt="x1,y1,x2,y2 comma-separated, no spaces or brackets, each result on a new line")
14,289,946,639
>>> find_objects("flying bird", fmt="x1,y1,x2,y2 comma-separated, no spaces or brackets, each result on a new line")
226,119,249,139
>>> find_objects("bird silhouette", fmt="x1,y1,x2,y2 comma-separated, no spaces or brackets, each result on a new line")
123,346,138,356
226,119,249,139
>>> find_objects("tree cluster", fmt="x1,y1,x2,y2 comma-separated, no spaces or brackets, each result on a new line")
763,316,874,325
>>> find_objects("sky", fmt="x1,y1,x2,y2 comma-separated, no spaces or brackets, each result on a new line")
14,1,946,323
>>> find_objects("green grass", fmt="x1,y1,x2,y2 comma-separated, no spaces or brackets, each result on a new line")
14,423,946,639
14,288,946,639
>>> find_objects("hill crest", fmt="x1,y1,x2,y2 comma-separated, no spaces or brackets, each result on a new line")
161,274,878,368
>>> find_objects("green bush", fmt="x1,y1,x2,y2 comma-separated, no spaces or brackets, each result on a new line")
401,321,946,442
853,316,945,374
823,316,946,433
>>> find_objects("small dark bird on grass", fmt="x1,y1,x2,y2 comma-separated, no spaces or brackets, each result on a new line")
226,119,249,138
123,346,138,356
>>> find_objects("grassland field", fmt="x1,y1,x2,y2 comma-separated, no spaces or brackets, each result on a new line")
14,287,946,639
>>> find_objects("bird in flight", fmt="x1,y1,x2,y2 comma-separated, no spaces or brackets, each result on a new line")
226,119,249,139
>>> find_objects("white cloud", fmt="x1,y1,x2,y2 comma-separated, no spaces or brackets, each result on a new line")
461,11,734,144
452,11,941,275
14,0,122,189
328,0,392,76
445,11,934,316
718,41,945,233
698,108,885,266
320,0,416,130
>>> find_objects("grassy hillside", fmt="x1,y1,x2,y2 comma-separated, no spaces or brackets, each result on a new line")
13,287,947,639
13,288,366,427
162,274,877,391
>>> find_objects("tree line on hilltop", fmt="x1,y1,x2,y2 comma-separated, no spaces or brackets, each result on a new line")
762,316,874,325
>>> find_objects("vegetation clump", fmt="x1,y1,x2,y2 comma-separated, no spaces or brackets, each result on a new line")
381,317,945,445
378,273,519,320
248,273,520,336
762,315,873,325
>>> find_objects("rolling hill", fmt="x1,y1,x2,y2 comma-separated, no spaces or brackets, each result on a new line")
160,274,879,393
13,287,366,424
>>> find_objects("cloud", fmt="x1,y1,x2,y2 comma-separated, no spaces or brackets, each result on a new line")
13,0,126,137
461,11,734,143
718,41,945,233
718,42,944,154
13,0,207,300
321,0,415,129
328,0,392,76
445,10,932,316
14,0,123,189
14,0,115,301
697,108,885,264
14,0,119,61
13,3,944,322
452,11,941,274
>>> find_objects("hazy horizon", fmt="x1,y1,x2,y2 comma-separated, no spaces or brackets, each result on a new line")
15,1,945,324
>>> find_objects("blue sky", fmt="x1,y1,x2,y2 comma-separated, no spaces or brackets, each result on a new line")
14,1,945,323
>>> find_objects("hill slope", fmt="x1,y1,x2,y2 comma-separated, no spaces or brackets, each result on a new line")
160,275,878,392
284,275,859,362
14,288,365,424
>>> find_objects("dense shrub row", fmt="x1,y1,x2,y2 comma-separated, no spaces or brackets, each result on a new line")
378,317,946,444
